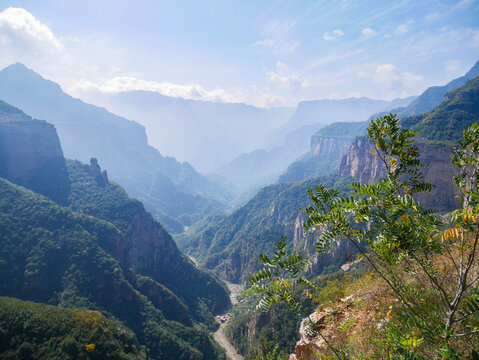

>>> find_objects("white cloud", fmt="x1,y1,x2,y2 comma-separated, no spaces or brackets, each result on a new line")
67,76,297,108
259,18,300,55
453,0,475,10
361,27,376,37
307,50,362,71
250,39,274,47
68,76,239,103
425,12,441,22
374,64,402,85
444,59,465,78
266,71,309,91
264,61,309,92
373,64,422,88
394,24,408,35
322,29,344,41
357,64,423,99
0,7,62,63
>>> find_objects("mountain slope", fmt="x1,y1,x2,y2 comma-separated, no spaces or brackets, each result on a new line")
397,59,479,118
0,297,143,359
216,123,324,197
0,102,230,359
176,175,355,283
0,177,224,359
0,63,232,233
66,159,230,321
279,121,368,183
401,75,479,142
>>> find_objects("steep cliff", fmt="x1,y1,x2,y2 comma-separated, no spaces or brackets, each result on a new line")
340,77,479,212
280,122,367,183
339,138,459,212
0,100,69,203
0,63,233,233
0,109,231,358
339,136,387,184
66,159,230,320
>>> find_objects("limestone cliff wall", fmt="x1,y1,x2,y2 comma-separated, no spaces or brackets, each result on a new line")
339,137,459,212
0,120,69,202
311,135,354,159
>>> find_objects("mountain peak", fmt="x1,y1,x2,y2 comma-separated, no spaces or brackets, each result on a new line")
465,58,479,78
0,62,63,95
1,62,38,77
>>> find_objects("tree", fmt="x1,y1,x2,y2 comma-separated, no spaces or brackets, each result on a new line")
249,115,479,359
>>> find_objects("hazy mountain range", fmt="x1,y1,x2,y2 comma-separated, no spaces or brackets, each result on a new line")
0,63,233,233
85,90,296,172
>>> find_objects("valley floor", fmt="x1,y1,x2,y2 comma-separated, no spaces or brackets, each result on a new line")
213,281,244,360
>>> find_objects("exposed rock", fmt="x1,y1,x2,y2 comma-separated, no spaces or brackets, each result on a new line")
339,137,387,184
311,135,354,158
279,122,368,183
339,138,459,212
0,116,70,203
89,157,109,186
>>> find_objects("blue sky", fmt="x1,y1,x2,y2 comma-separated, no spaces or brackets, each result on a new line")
0,0,478,107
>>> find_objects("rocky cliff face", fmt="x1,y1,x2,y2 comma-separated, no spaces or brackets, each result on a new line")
0,107,69,203
311,135,352,158
339,138,459,212
339,137,387,184
66,159,231,318
0,63,233,234
279,122,368,183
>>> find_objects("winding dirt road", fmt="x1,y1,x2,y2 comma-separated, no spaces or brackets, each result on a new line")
213,282,244,360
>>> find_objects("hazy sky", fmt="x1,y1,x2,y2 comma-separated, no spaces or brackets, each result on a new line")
0,0,478,107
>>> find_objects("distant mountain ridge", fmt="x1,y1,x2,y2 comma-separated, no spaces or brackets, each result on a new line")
397,59,479,118
0,63,232,233
97,89,296,172
278,96,415,135
216,123,324,199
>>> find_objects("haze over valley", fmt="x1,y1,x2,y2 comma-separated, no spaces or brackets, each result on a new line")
0,1,478,359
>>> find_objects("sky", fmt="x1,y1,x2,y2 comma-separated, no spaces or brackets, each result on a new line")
0,0,478,108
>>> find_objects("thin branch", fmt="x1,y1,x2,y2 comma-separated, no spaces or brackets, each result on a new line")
409,251,450,312
443,245,460,275
451,309,479,324
453,329,479,337
464,274,479,292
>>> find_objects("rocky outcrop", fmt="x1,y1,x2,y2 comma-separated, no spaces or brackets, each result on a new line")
339,138,459,212
89,157,109,186
0,109,69,203
280,122,368,183
339,137,387,184
312,136,353,159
